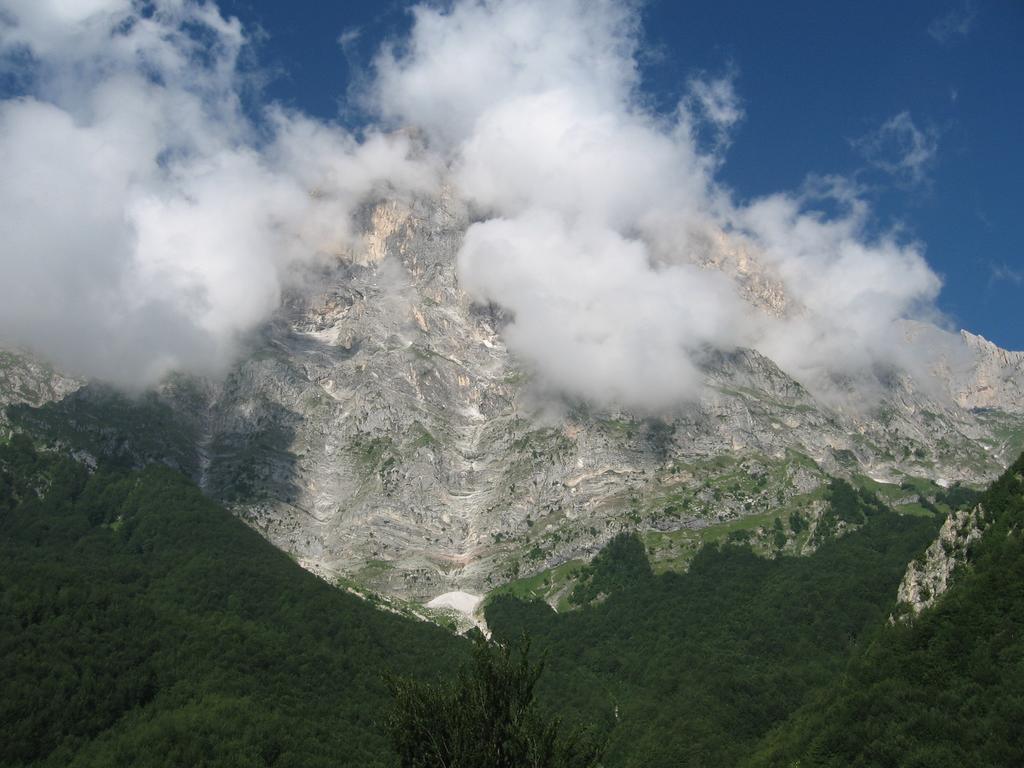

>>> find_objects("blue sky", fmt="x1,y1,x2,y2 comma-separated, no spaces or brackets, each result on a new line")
221,0,1023,350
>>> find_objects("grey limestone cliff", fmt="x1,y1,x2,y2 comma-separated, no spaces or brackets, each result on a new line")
170,194,1024,599
896,503,985,615
3,193,1023,602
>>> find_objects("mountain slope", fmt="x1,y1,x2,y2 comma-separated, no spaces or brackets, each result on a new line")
746,452,1024,768
482,495,940,767
2,424,1020,766
3,194,1024,602
480,452,1024,767
130,197,1024,600
0,436,466,768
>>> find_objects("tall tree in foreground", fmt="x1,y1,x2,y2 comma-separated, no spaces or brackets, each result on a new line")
387,635,605,768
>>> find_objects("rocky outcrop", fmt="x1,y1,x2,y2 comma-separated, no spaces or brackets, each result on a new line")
897,504,985,614
955,331,1024,413
0,349,80,415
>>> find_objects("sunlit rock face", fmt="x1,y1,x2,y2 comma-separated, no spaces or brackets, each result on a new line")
897,504,985,615
4,193,1023,601
157,192,1017,600
952,331,1024,412
0,350,80,414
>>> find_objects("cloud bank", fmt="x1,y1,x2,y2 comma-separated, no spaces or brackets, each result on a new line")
0,0,948,409
0,0,435,387
371,0,943,407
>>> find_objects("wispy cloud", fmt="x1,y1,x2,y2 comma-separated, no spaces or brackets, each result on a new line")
683,68,744,153
928,1,976,44
989,262,1024,287
852,112,940,188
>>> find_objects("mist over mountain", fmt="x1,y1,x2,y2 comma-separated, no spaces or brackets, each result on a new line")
0,0,437,387
1,0,1023,604
0,0,976,411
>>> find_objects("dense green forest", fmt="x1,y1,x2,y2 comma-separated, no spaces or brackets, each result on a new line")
748,452,1024,768
486,494,941,766
387,636,605,768
487,457,1024,767
0,436,466,767
2,430,1021,766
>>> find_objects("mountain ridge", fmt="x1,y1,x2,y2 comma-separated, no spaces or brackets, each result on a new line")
3,192,1023,602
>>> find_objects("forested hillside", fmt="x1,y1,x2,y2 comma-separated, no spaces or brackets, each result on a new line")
3,432,1021,767
485,497,941,766
748,453,1024,768
0,436,466,768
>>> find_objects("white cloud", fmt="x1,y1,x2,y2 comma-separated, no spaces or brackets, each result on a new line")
733,186,942,382
928,1,976,44
372,0,947,407
683,71,744,152
459,211,745,409
0,0,954,409
453,89,708,228
0,0,133,57
989,262,1023,287
0,0,436,388
370,0,641,149
852,111,940,188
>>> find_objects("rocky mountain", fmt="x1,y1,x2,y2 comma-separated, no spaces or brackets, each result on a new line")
3,192,1023,604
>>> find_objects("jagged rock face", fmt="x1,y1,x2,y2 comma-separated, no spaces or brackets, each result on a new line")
0,349,80,416
3,194,1023,601
686,229,792,318
164,194,1022,600
954,331,1024,412
897,504,984,614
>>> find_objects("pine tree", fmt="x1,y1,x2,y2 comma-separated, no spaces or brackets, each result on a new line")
386,635,605,768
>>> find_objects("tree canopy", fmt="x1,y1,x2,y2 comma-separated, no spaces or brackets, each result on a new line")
387,635,605,768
